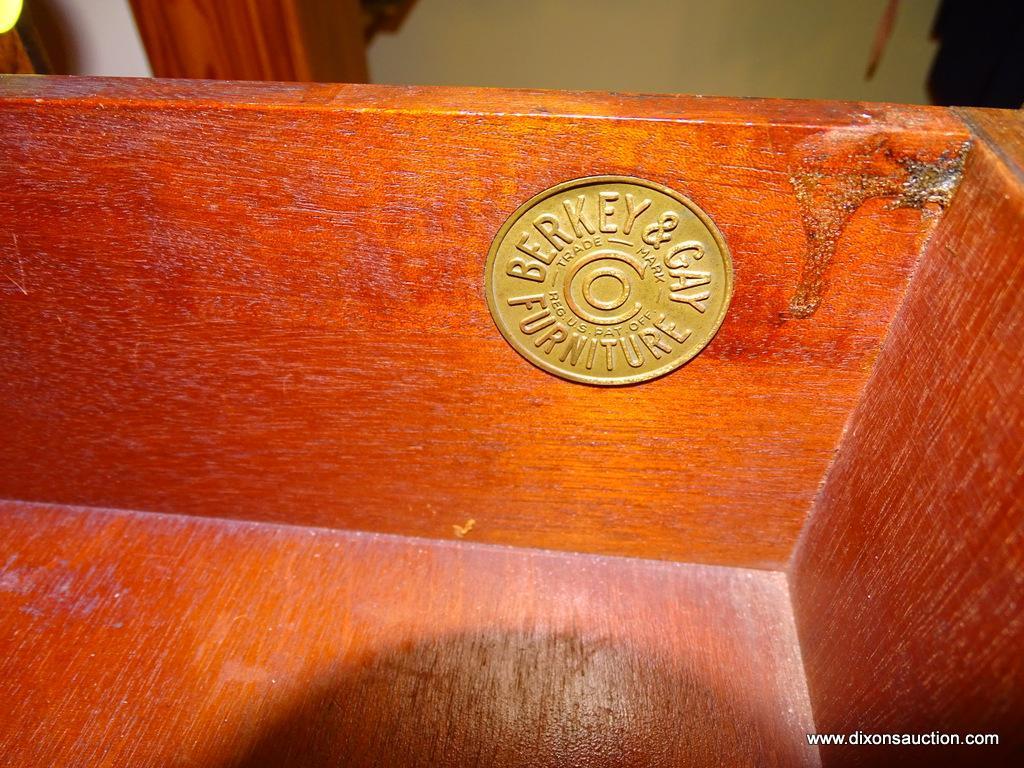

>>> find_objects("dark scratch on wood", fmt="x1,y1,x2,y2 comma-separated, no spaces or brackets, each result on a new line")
788,140,969,319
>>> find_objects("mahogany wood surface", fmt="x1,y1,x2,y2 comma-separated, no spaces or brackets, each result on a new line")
958,107,1024,169
0,499,819,768
789,119,1024,766
129,0,368,83
2,77,1022,766
0,77,970,568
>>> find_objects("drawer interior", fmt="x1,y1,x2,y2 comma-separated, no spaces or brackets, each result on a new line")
1,77,1021,767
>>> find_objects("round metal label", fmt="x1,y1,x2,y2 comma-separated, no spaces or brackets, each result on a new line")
484,176,733,386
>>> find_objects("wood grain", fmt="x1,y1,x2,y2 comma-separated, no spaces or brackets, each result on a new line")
0,499,819,768
129,0,367,82
957,107,1024,169
0,76,970,567
0,28,32,75
789,120,1024,766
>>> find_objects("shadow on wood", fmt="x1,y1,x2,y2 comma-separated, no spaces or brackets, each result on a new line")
228,629,788,768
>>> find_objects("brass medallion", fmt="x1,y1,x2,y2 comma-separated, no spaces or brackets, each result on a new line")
484,176,733,386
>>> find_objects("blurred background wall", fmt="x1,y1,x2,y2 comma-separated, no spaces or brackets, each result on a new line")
369,0,941,103
26,0,150,77
24,0,942,104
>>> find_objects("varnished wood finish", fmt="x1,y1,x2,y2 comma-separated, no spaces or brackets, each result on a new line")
0,499,819,768
789,120,1024,766
129,0,367,83
958,107,1024,168
2,76,1023,766
0,77,969,567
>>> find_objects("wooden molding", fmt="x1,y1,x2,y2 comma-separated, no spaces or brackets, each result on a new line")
0,27,32,74
129,0,368,82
